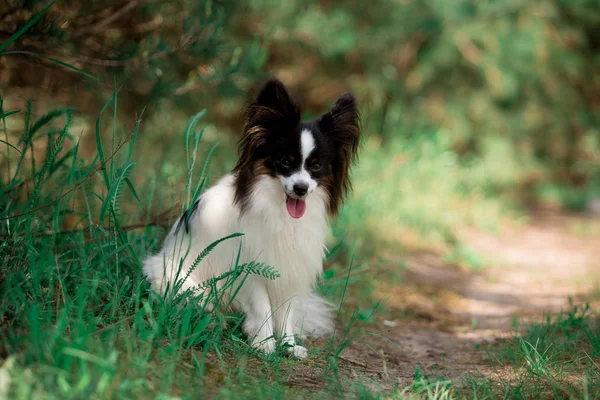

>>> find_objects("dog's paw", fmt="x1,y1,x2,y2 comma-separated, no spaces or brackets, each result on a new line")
252,337,276,354
289,344,308,359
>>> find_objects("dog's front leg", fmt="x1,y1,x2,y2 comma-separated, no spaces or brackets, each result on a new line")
240,283,276,354
274,301,308,359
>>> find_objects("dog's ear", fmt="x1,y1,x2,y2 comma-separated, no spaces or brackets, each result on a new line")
254,79,300,120
233,80,300,211
319,93,360,160
318,93,360,215
245,79,301,134
238,79,300,161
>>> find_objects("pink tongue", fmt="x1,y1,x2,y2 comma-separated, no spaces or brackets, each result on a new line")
286,197,306,219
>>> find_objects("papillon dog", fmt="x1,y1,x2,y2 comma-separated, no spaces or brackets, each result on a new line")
143,79,360,358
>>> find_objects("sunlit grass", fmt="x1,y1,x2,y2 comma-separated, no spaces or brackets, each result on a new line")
464,304,600,399
332,129,522,270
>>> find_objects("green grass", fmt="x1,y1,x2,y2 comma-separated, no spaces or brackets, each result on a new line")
464,303,600,399
3,96,599,399
3,3,600,399
0,98,390,399
331,128,522,271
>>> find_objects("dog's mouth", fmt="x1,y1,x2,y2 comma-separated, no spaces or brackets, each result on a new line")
286,196,306,219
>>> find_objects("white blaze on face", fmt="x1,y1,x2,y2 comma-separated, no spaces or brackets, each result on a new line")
300,129,315,163
279,129,318,198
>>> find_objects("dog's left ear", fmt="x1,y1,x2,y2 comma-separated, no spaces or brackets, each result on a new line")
319,93,360,160
318,93,360,215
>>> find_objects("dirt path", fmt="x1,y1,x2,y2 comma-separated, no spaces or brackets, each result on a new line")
333,211,600,391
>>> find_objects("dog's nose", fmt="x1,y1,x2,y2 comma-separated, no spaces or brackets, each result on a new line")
293,183,308,197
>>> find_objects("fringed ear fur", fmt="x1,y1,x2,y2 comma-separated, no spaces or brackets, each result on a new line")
233,79,301,209
244,79,301,136
234,79,301,168
318,93,360,215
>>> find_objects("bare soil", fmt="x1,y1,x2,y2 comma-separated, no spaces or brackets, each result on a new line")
326,211,600,392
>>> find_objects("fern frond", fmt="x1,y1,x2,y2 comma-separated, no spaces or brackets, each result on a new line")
99,161,136,221
196,261,280,294
28,109,74,141
177,233,244,289
27,111,72,210
239,262,280,280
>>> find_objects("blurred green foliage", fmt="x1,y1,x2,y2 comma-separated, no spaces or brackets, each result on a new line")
245,0,600,206
1,0,599,209
1,4,600,397
0,0,266,108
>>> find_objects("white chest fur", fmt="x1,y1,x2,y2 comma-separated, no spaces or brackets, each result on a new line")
236,176,330,298
142,173,335,354
163,174,330,306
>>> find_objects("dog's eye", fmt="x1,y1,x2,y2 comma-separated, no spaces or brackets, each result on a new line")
311,163,322,171
280,157,292,167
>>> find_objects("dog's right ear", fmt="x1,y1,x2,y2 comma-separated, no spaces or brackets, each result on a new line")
245,79,301,134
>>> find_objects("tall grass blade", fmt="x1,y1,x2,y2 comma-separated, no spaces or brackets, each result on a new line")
0,51,96,79
0,2,55,53
99,162,136,221
95,95,116,187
